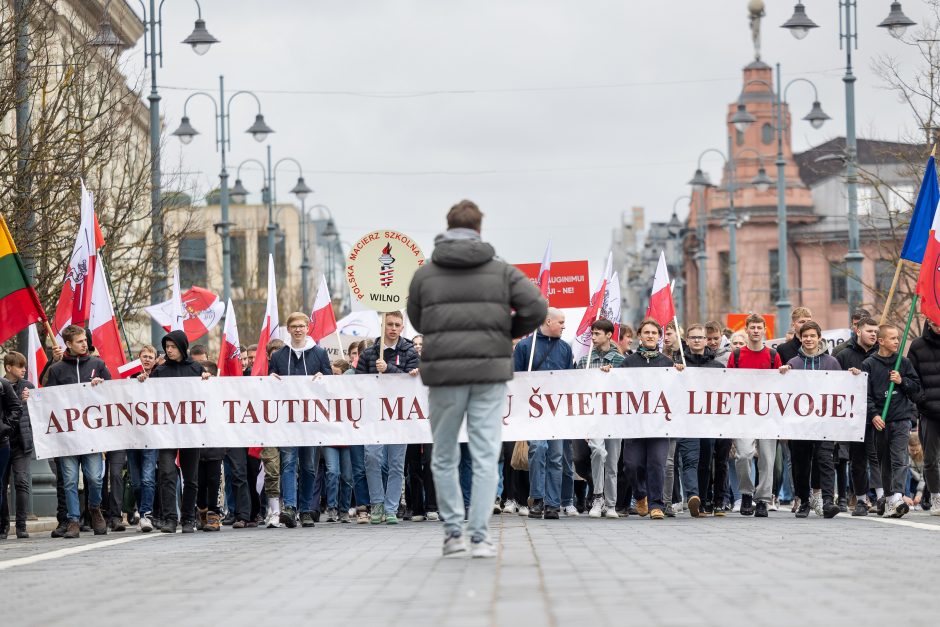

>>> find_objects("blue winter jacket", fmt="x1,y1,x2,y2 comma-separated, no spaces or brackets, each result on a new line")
513,331,573,372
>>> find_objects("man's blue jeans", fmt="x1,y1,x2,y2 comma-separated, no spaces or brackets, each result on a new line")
349,445,370,508
528,439,563,508
365,444,406,514
127,449,158,516
677,438,700,499
429,383,505,542
279,447,299,509
322,447,352,510
296,446,318,512
61,453,104,521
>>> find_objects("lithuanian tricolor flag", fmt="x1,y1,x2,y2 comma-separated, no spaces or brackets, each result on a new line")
0,213,47,344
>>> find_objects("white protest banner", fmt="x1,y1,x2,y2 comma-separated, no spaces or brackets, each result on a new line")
28,368,867,459
767,328,852,354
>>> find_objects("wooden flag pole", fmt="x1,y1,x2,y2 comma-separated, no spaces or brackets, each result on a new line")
879,260,908,325
879,294,919,424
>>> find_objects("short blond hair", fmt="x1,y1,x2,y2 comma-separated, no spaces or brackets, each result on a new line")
286,312,309,327
791,307,812,321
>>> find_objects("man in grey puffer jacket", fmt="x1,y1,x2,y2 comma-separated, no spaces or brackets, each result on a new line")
408,199,546,558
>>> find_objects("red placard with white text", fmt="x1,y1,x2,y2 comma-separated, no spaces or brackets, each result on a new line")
514,260,590,309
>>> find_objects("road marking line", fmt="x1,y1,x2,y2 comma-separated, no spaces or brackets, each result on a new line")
0,533,165,571
849,515,940,532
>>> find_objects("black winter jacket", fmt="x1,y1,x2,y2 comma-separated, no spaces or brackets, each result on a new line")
268,338,332,377
356,337,420,375
10,379,34,454
407,232,547,386
0,378,23,446
149,330,206,379
619,350,676,369
44,352,112,387
861,352,922,424
776,335,804,365
907,325,940,420
834,337,875,372
682,347,721,368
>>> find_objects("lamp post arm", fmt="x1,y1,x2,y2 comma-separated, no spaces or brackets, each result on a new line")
235,158,267,182
273,157,305,207
225,90,264,151
180,91,220,148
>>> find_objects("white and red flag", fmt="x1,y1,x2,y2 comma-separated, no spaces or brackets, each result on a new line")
145,283,224,342
645,251,676,329
572,252,613,362
53,181,97,335
218,299,243,377
250,255,280,376
26,324,47,387
117,359,144,379
536,240,552,298
308,276,338,343
89,252,127,373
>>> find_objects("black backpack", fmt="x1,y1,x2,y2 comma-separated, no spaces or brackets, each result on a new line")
732,347,778,369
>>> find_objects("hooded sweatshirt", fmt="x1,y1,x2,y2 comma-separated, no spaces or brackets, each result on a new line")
407,228,546,386
861,351,921,424
786,346,841,371
149,330,206,379
268,336,332,377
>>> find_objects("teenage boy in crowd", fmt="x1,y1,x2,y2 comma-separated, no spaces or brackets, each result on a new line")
45,325,111,538
513,308,573,520
907,316,940,515
357,310,420,524
269,312,332,528
862,324,922,518
779,321,841,519
1,352,33,539
836,317,883,516
777,307,813,364
729,314,782,518
575,319,624,519
138,330,210,533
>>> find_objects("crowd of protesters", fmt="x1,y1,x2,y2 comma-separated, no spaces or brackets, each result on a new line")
1,204,939,560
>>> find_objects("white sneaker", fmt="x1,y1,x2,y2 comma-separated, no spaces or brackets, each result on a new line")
517,505,529,517
732,499,742,513
604,506,620,519
589,496,604,518
426,511,440,522
442,532,467,557
809,493,824,517
137,514,153,533
265,511,282,528
931,501,940,517
770,496,780,512
470,538,497,558
411,514,425,522
564,505,579,517
882,497,900,518
502,499,518,515
348,507,357,518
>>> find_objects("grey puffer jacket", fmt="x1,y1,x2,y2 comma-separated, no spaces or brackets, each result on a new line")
407,230,547,386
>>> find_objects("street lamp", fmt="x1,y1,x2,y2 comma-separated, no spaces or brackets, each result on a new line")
736,68,828,323
687,169,712,321
172,76,274,307
229,179,250,205
781,1,912,323
91,0,218,345
780,2,818,40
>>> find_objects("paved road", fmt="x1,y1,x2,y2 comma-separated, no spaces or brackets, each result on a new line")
3,509,939,626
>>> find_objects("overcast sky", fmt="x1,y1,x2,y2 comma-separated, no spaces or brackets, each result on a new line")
119,0,934,291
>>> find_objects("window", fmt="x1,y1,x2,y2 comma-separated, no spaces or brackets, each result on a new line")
179,235,207,288
857,184,876,216
875,259,896,296
830,261,848,304
718,251,730,311
761,123,773,145
257,232,287,287
230,234,246,288
768,249,779,303
889,184,916,214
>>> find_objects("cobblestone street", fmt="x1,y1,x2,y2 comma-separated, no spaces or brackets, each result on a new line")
4,509,939,626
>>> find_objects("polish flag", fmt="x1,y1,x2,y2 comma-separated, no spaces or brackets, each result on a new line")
572,252,612,362
645,251,676,328
536,241,552,298
53,182,97,336
117,359,144,379
217,299,243,377
89,252,127,373
308,276,337,343
145,284,224,342
250,255,279,376
26,324,47,387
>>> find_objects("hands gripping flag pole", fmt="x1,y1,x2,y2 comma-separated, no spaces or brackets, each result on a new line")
527,240,552,371
881,149,940,324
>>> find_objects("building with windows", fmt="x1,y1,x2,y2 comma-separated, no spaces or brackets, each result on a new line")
673,60,924,331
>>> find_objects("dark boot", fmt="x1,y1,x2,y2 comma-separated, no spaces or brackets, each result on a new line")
90,508,108,535
63,520,81,539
